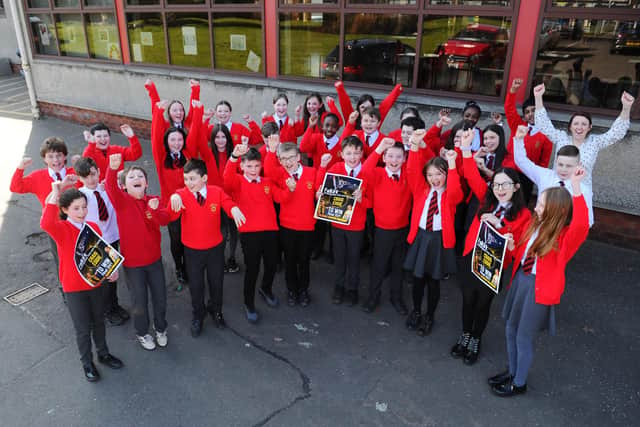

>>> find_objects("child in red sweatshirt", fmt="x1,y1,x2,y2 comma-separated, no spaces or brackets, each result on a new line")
106,153,172,351
82,123,142,181
167,159,243,337
224,145,286,323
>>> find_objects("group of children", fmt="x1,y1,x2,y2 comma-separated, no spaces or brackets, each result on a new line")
10,78,633,396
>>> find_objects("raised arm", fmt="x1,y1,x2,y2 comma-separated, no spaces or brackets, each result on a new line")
505,79,527,132
325,96,344,127
334,81,354,126
184,101,204,159
183,80,200,129
120,124,143,162
10,158,34,194
512,125,546,188
379,84,403,124
144,79,161,115
460,129,488,200
562,168,590,260
151,100,169,168
533,83,569,146
105,155,126,206
590,92,633,151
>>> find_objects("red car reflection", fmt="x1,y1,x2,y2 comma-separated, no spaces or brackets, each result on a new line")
436,24,509,71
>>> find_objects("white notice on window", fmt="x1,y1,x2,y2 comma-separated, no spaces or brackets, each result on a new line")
246,50,261,73
182,26,197,56
132,43,142,62
230,34,246,51
140,32,153,47
39,24,50,46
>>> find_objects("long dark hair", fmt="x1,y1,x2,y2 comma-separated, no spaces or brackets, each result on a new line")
58,189,87,220
354,93,375,130
303,92,326,130
167,100,186,128
163,127,187,169
482,124,507,170
445,120,475,150
476,167,526,222
210,124,234,168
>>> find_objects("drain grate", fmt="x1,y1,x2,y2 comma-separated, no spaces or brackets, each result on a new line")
4,283,50,306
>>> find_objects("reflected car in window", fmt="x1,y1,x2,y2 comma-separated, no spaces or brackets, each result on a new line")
611,23,640,54
435,24,508,71
322,38,415,84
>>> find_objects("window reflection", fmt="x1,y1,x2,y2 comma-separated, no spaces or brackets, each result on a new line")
86,13,121,60
127,13,167,64
418,16,511,96
213,13,263,72
428,0,510,5
56,14,88,57
167,13,210,68
551,0,638,7
29,14,58,55
533,19,640,110
340,13,417,85
280,12,339,79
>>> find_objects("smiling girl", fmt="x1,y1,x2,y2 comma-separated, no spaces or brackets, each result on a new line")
41,183,123,382
449,129,531,366
261,93,301,143
533,83,633,187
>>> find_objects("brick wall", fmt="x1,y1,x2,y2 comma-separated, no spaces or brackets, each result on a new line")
38,101,151,140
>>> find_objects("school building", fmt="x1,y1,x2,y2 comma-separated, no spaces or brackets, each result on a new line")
1,0,639,246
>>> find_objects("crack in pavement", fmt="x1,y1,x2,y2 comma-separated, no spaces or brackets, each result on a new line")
227,326,311,427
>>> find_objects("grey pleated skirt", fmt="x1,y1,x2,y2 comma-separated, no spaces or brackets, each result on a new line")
403,228,457,280
502,269,557,336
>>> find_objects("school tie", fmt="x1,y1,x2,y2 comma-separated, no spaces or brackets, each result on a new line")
100,149,108,157
425,191,439,231
292,173,299,182
55,172,62,181
558,181,565,187
196,192,205,205
172,153,181,168
325,139,330,149
94,191,109,221
486,154,495,170
279,119,284,129
522,254,536,274
365,135,370,146
251,179,258,184
349,169,355,177
494,206,505,219
391,174,399,182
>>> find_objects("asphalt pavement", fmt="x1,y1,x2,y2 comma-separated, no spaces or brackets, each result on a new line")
0,95,638,427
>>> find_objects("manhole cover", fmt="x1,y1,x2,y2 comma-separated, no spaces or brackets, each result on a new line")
4,283,49,306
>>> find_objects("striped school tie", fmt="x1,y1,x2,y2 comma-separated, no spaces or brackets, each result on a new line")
494,206,505,219
55,172,62,181
349,169,355,177
392,174,399,182
279,120,284,129
172,153,181,168
522,254,536,274
292,173,299,182
559,181,565,187
196,192,205,206
94,191,109,221
425,192,439,231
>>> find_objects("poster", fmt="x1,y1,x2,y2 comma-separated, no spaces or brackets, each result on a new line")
74,224,124,288
246,50,261,73
182,26,197,56
140,31,153,46
230,34,246,51
314,173,362,226
132,43,142,62
471,221,508,294
38,23,50,46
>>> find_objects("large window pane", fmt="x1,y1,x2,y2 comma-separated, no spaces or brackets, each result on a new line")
343,14,418,86
418,16,511,96
533,19,640,110
280,12,339,79
281,0,337,4
126,0,159,5
350,0,415,4
213,13,262,72
29,14,58,55
167,0,206,5
84,0,114,6
86,13,120,60
28,0,51,8
551,0,638,7
428,0,510,5
127,13,167,64
167,12,211,68
56,14,88,57
215,0,260,4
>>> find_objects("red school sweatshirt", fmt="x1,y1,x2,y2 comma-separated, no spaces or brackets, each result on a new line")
82,135,143,181
10,167,79,208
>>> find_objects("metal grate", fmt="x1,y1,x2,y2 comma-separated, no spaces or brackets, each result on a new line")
4,283,50,306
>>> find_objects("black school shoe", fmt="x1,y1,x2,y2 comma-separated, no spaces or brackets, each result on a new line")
98,354,124,369
83,362,100,382
406,310,422,330
488,370,513,387
212,312,227,329
299,290,310,307
491,378,527,397
463,337,481,365
104,310,125,327
450,332,471,358
416,314,434,336
114,305,130,321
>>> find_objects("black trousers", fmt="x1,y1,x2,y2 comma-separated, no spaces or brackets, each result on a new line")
184,243,224,320
103,240,120,313
124,259,167,336
49,236,62,293
221,212,238,260
411,275,440,317
65,285,109,366
331,227,364,291
280,227,313,294
312,219,330,255
368,227,407,301
459,254,496,339
240,231,278,310
167,218,185,271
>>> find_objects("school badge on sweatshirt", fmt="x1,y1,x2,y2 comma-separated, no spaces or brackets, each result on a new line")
145,211,152,220
535,141,541,149
306,181,313,190
264,186,270,194
210,203,217,213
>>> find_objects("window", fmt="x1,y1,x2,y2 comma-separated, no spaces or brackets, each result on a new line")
25,0,121,61
534,1,640,113
277,0,515,98
124,0,264,73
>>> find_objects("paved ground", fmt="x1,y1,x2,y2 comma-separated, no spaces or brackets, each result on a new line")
0,76,639,426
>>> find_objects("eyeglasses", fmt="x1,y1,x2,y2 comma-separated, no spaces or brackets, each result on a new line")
492,182,515,190
278,155,297,162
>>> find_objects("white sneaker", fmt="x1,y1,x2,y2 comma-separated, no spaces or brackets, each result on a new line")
155,330,168,348
137,334,156,351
